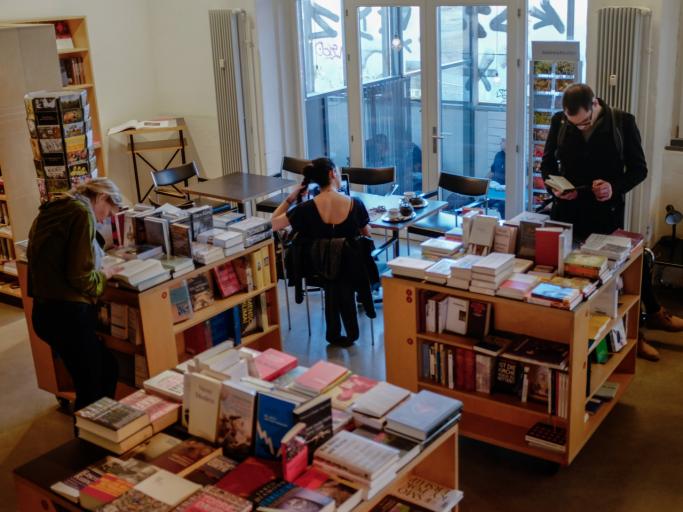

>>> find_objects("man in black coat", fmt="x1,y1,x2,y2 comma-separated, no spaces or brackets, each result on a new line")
541,84,682,361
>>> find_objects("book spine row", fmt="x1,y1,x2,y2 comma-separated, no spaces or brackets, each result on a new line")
59,56,86,86
0,238,14,262
419,342,475,392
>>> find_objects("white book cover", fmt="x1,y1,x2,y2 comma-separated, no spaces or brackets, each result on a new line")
420,238,462,255
228,217,272,234
218,380,256,456
213,230,244,248
196,228,227,245
134,469,201,507
388,257,433,278
467,215,498,248
425,299,437,333
446,277,470,290
444,297,468,335
505,211,549,226
186,373,222,443
472,252,515,274
352,382,410,418
143,370,184,402
449,254,483,279
315,430,399,480
437,298,449,334
425,258,459,283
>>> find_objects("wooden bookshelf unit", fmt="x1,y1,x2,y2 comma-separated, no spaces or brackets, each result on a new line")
7,16,107,175
17,240,282,403
383,246,643,466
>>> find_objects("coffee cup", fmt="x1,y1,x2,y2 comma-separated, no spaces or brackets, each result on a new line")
388,208,401,220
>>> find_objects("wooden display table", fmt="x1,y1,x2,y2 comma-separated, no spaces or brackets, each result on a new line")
383,246,643,466
17,240,282,403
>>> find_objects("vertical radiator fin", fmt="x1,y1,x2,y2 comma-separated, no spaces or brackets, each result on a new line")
209,9,248,175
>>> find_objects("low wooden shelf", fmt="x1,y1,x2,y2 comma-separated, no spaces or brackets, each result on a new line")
383,245,643,466
17,240,282,401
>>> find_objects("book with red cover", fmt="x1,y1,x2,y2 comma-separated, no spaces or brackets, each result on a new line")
534,227,563,268
255,349,298,381
293,361,350,395
464,350,476,391
150,438,222,477
212,262,243,298
281,423,308,482
455,349,465,389
79,474,133,509
215,457,280,498
185,455,239,486
184,322,211,355
466,300,491,338
611,228,644,249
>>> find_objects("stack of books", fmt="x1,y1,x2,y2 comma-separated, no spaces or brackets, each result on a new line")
111,243,164,261
564,252,609,281
388,257,434,280
424,258,460,285
228,217,273,248
496,272,540,300
524,422,567,453
548,275,598,299
313,430,401,499
290,361,351,397
469,252,515,295
158,255,195,279
419,238,462,260
110,259,170,291
143,370,185,402
385,390,463,443
351,382,411,430
191,242,224,265
213,230,245,256
446,254,482,289
75,398,154,454
527,282,582,310
581,233,632,266
213,210,246,228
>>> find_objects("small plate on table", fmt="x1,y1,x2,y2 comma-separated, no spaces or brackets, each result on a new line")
409,198,429,209
381,212,417,223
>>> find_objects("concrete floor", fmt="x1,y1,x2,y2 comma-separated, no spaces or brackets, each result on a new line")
1,281,682,512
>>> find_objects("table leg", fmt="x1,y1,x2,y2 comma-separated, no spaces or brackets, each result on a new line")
392,230,400,258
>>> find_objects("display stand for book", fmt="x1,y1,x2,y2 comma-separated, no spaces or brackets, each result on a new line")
12,404,460,512
383,245,643,466
17,240,282,405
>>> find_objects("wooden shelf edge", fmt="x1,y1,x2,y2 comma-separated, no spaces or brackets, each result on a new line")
58,47,88,55
173,284,277,335
417,332,478,350
0,285,21,298
460,412,567,464
586,339,637,403
582,372,634,438
0,194,6,201
63,83,93,90
0,231,14,240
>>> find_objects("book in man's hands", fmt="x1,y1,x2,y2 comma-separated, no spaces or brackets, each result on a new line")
545,174,577,193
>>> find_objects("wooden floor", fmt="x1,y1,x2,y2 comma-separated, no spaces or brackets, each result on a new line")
0,272,682,511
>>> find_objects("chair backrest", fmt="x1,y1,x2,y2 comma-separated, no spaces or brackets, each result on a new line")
282,156,312,176
341,166,395,186
151,161,199,188
438,172,489,197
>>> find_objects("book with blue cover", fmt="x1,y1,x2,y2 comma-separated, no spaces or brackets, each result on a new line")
254,392,298,460
385,390,463,441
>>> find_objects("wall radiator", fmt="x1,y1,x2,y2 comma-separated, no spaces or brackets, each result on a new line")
209,9,250,175
594,7,651,232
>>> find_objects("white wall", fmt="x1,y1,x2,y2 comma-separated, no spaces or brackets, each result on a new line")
0,0,157,204
586,0,681,243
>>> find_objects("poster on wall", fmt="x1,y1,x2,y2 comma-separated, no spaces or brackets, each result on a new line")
527,41,581,211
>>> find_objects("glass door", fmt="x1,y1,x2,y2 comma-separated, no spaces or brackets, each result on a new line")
346,1,523,215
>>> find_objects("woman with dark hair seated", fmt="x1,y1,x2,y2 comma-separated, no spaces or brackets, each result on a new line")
272,157,377,347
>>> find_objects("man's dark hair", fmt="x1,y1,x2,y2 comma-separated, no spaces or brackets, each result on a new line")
562,84,595,115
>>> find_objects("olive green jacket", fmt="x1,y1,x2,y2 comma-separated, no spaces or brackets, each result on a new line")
27,196,106,304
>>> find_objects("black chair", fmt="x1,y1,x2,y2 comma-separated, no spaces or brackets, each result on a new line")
149,161,200,208
255,156,312,213
406,173,489,253
342,166,396,187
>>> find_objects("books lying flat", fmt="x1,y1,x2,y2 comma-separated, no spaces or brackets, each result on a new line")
388,257,434,279
184,455,239,486
524,422,567,453
548,276,598,298
133,469,202,508
352,427,421,469
385,390,463,441
75,397,149,443
119,389,180,433
323,374,378,411
191,242,224,265
144,370,185,402
351,382,411,419
503,337,569,370
213,211,246,228
79,425,154,455
527,282,582,310
448,254,482,281
291,361,350,396
314,430,400,482
50,467,103,503
394,475,464,512
563,252,608,278
112,243,164,261
471,252,515,275
111,258,169,288
581,233,631,261
496,273,540,300
228,217,272,238
420,238,462,258
258,485,335,512
255,349,298,381
512,258,534,273
175,485,252,512
370,494,433,512
424,258,460,284
150,438,223,477
295,468,363,512
474,334,514,357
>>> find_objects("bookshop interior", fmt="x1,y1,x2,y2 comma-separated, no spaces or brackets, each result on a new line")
2,1,683,511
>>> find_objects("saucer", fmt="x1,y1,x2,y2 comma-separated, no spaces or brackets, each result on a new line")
382,211,417,223
409,198,429,209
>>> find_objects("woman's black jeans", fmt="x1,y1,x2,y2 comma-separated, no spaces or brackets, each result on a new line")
32,300,118,411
